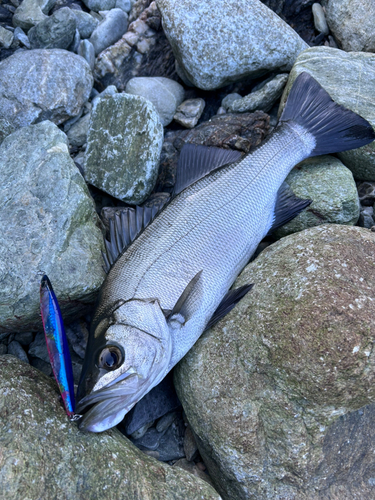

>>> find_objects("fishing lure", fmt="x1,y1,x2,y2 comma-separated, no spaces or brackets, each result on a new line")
40,275,79,421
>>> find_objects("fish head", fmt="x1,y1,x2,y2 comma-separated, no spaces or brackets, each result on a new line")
76,298,172,432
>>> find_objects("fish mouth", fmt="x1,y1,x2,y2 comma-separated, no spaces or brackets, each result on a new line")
76,370,143,432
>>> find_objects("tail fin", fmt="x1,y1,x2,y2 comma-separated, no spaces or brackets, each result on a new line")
280,72,375,156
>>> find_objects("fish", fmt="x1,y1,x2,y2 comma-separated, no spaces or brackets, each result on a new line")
76,73,375,432
40,275,78,421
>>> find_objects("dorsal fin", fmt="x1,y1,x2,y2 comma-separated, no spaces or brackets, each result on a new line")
173,143,242,196
268,181,312,234
102,201,167,273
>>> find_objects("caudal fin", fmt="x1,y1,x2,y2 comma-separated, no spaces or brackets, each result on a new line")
280,72,375,156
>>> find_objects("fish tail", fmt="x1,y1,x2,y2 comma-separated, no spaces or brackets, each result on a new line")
280,72,375,156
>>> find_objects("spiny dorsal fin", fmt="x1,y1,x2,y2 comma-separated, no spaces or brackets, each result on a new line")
205,284,253,331
268,181,312,234
102,201,167,273
173,143,242,196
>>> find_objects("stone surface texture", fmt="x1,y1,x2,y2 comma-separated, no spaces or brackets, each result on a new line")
89,8,128,56
28,6,77,49
0,49,93,128
173,98,205,128
73,9,99,39
0,355,222,500
13,0,55,31
321,0,375,52
84,93,163,204
125,76,184,126
279,47,375,181
0,121,105,333
274,155,360,238
156,0,308,90
175,224,375,500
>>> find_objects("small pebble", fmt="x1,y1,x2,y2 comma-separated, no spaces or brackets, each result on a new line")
173,98,205,128
312,3,329,36
221,93,241,110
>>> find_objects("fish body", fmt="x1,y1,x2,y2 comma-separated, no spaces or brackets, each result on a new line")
77,73,375,432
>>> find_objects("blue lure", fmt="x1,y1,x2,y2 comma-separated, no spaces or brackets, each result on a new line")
40,275,79,421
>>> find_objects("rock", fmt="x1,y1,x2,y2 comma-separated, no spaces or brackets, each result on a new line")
0,344,6,355
72,9,98,39
91,83,118,105
0,121,105,333
156,0,308,90
0,355,222,499
14,331,34,345
0,49,93,128
89,8,128,55
358,206,374,229
66,111,90,147
321,0,375,52
64,318,88,359
174,459,214,487
228,73,288,113
13,0,55,31
156,410,179,433
279,47,375,181
13,26,31,48
0,26,14,48
125,76,184,126
84,93,163,204
183,424,198,462
0,118,14,143
28,331,50,364
358,181,375,206
221,93,241,111
93,1,178,91
82,0,116,12
116,0,131,13
312,3,329,36
28,7,77,49
68,27,80,53
173,98,205,128
7,340,29,363
274,155,359,238
78,38,95,69
175,224,375,500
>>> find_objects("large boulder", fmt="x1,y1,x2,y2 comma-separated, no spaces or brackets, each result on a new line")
175,224,375,500
0,355,221,500
84,93,163,204
279,47,375,181
156,0,308,90
0,121,105,333
0,49,93,128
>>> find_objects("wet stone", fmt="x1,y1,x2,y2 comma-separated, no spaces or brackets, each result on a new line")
173,98,205,129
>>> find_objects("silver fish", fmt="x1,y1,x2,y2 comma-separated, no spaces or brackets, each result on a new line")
77,73,375,432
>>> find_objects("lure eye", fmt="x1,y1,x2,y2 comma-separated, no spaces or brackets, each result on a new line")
98,346,123,371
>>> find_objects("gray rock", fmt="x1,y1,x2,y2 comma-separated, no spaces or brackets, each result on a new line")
82,0,116,12
0,121,105,333
156,410,179,433
68,27,80,53
64,318,88,359
116,0,131,13
358,181,375,206
358,206,374,228
8,341,29,363
0,344,7,355
228,73,288,113
84,93,163,204
78,38,95,69
125,76,184,127
72,9,98,39
0,355,222,500
14,331,34,345
173,98,205,128
0,118,14,144
321,0,375,52
274,155,360,238
13,0,55,31
312,2,329,36
184,424,198,462
0,49,93,128
29,355,52,376
28,331,49,364
91,83,118,105
156,0,308,90
279,47,375,181
13,26,31,47
28,7,77,49
0,26,14,48
89,8,128,55
175,224,375,500
221,93,241,110
67,111,90,146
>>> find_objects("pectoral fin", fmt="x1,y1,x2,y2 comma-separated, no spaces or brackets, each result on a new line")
205,284,253,330
166,270,203,326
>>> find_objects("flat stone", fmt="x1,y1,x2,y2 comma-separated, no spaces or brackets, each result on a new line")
89,8,127,55
175,224,375,500
0,355,222,500
0,121,105,333
321,0,375,52
125,76,184,126
0,26,14,48
279,46,375,181
156,0,308,90
0,49,93,129
228,73,288,113
274,155,360,238
84,93,163,204
13,0,55,31
72,9,98,39
28,7,77,49
173,98,205,128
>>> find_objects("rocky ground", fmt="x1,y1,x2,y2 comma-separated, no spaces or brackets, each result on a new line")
1,0,375,499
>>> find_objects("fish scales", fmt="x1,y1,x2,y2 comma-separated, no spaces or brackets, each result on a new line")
77,73,375,432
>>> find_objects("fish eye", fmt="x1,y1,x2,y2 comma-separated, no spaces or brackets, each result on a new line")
98,346,123,371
